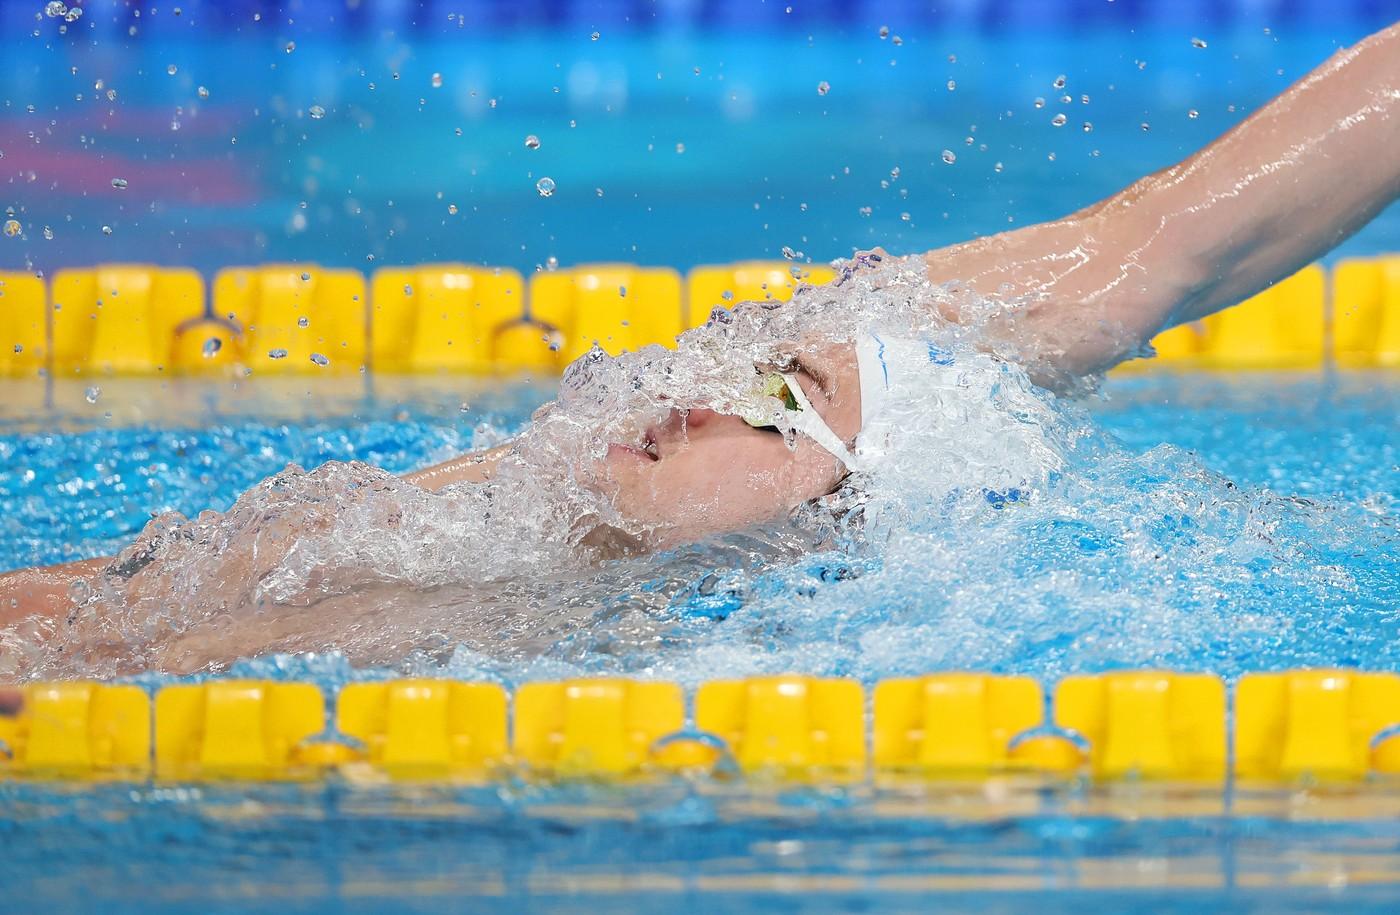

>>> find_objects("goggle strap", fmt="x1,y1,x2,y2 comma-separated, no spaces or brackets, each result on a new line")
779,373,862,473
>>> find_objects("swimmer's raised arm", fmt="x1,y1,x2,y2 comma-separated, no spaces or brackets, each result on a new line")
923,20,1400,380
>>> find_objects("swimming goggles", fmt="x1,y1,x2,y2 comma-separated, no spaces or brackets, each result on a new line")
739,372,860,473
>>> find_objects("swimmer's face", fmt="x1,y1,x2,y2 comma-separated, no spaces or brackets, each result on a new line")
598,342,862,547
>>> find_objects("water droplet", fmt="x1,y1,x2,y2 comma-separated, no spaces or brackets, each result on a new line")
44,1,67,18
1034,97,1045,109
447,203,458,215
2,219,20,238
816,81,830,96
111,177,128,189
202,337,221,357
431,72,443,89
1191,37,1208,49
84,385,101,404
284,42,296,54
1082,121,1093,133
536,176,556,197
297,316,309,327
101,225,113,236
1188,109,1200,119
167,64,177,76
1051,113,1067,127
309,105,325,119
590,30,600,41
268,348,288,360
941,150,956,164
310,352,329,367
197,85,209,99
524,134,540,150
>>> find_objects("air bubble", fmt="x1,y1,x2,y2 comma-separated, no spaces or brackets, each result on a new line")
536,177,556,197
2,219,20,238
447,203,458,215
1051,113,1067,127
310,353,329,367
101,225,113,236
285,42,296,53
1082,122,1093,133
111,177,128,189
431,72,443,89
309,105,325,119
524,134,540,150
590,31,600,41
1191,37,1208,49
44,1,66,18
84,385,101,404
946,80,956,91
878,25,889,39
268,348,288,360
1052,75,1066,89
297,316,309,327
941,150,956,164
1188,109,1199,119
816,81,830,96
197,86,209,99
42,226,53,240
202,338,221,358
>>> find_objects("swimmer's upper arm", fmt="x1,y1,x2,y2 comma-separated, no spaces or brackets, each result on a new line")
402,443,512,491
923,21,1400,381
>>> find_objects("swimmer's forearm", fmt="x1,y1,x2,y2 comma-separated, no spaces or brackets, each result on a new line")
402,443,512,491
0,558,107,627
1128,21,1400,325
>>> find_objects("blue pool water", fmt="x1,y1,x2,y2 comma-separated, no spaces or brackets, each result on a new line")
4,14,1400,914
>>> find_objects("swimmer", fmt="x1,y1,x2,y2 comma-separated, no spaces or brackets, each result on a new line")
1,20,1399,689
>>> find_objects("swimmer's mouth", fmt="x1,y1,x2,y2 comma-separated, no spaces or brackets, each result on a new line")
608,436,659,463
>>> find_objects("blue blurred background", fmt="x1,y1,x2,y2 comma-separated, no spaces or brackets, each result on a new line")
2,0,1398,276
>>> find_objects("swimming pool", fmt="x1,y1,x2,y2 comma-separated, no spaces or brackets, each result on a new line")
4,10,1400,914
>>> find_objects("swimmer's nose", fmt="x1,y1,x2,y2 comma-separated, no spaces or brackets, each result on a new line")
646,408,723,454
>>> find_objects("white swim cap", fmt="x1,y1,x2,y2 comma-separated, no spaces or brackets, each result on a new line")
853,331,960,470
